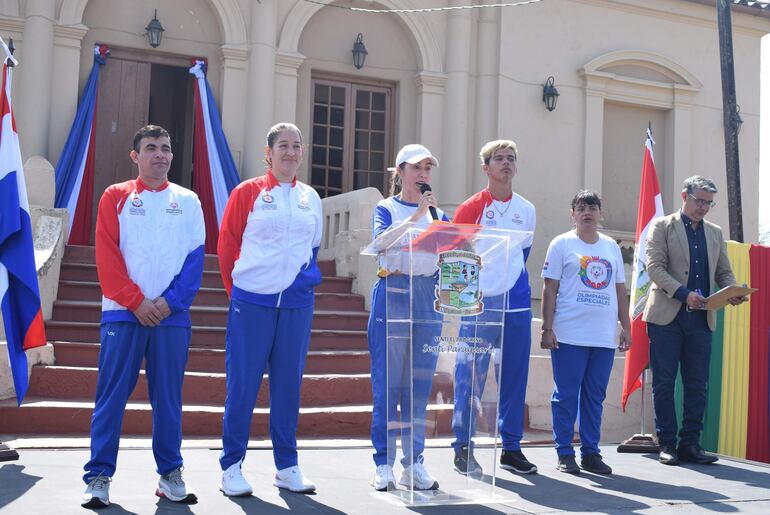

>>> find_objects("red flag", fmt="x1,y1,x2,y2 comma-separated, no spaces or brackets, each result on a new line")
621,128,663,411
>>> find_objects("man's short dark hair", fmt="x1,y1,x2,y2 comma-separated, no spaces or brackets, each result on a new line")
682,175,718,195
571,189,602,210
133,125,171,152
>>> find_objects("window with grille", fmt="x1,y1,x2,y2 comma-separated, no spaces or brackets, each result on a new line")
310,77,393,198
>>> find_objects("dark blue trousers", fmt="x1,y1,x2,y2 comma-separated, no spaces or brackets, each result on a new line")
368,275,441,467
452,309,532,452
83,323,191,483
219,300,313,471
550,343,615,457
647,309,712,447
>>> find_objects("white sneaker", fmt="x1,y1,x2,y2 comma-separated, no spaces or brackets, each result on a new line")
273,465,316,493
399,463,439,490
220,461,253,497
156,467,197,503
81,474,111,508
370,464,396,491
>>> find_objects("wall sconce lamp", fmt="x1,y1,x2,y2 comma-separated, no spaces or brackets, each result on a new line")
734,104,743,134
352,33,368,70
542,76,560,112
145,10,165,48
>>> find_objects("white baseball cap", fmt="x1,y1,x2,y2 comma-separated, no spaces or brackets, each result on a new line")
395,144,439,168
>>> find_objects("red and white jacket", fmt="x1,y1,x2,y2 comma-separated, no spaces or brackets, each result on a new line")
453,188,535,310
217,171,323,308
95,178,206,326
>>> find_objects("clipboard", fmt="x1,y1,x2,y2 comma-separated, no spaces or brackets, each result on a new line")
704,285,758,310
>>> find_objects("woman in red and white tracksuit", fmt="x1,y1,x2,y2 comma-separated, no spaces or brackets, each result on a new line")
217,123,323,496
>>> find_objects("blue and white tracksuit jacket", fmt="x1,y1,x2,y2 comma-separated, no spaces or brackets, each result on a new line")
368,196,449,466
84,178,205,483
217,170,323,471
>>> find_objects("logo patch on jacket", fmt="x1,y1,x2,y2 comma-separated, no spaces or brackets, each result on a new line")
166,201,183,215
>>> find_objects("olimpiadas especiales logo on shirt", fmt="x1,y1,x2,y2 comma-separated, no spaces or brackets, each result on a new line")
579,256,612,290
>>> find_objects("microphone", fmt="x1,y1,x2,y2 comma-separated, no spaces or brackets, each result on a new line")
418,183,439,221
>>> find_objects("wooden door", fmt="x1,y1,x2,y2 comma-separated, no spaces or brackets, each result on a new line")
310,76,394,198
91,57,151,241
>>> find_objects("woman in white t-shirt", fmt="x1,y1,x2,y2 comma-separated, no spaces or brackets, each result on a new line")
540,190,632,475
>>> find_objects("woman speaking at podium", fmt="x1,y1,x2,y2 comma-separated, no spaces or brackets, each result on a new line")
367,144,449,492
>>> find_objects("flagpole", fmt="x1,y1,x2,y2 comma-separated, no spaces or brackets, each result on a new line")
0,35,19,462
618,124,660,453
639,368,646,434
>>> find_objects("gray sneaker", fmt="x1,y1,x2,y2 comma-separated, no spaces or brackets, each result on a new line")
82,474,111,508
156,467,198,503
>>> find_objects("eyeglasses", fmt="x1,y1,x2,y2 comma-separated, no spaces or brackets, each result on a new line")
688,194,716,209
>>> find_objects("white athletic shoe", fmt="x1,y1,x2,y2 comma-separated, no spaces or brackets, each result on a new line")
156,467,197,503
370,464,396,491
220,461,253,497
81,474,111,508
273,465,316,493
399,462,439,490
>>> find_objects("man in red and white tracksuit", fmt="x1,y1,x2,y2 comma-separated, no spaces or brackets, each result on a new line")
451,139,537,476
82,125,205,508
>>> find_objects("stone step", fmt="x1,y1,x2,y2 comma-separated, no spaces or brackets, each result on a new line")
28,365,373,407
50,342,372,374
51,301,369,331
55,280,364,310
58,263,355,294
46,322,366,351
61,245,337,276
0,398,454,438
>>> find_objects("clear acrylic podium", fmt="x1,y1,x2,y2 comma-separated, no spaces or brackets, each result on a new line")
362,221,532,506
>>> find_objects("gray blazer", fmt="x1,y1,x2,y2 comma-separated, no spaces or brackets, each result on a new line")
642,211,736,331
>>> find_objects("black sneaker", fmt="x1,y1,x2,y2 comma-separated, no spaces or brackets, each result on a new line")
580,454,612,474
500,450,537,474
454,446,483,476
557,454,580,474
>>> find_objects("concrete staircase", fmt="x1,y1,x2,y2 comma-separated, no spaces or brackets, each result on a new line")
0,245,454,438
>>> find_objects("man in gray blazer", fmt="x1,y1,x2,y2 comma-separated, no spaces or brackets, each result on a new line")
643,175,745,466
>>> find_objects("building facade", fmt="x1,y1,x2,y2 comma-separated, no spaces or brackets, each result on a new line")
1,0,768,300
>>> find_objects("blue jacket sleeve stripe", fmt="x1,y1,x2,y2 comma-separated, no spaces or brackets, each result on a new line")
162,244,205,312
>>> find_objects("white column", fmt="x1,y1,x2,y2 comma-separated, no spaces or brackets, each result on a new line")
242,0,277,179
440,1,472,214
219,44,249,173
473,6,500,192
17,0,55,160
581,75,610,195
671,85,696,209
273,50,305,126
49,24,87,165
415,71,447,206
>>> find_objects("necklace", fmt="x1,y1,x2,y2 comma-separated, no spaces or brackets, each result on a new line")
491,198,511,218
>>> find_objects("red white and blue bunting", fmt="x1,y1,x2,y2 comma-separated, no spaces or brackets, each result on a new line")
189,59,240,253
54,44,109,245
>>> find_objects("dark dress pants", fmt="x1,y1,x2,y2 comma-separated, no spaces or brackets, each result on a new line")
647,308,712,447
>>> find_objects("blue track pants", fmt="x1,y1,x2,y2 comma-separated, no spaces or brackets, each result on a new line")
550,343,615,457
452,309,532,451
219,299,313,471
368,276,441,467
83,323,191,483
